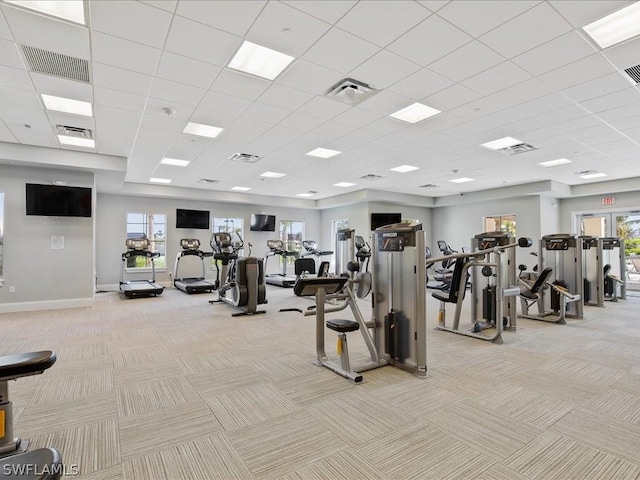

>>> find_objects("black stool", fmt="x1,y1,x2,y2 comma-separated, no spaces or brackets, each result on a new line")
326,319,359,372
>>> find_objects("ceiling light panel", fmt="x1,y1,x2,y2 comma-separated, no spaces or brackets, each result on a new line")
228,41,294,80
149,177,171,184
183,122,223,138
583,2,640,49
161,158,190,167
579,172,607,179
57,135,94,148
481,136,522,150
5,0,86,24
389,102,441,124
231,186,251,191
42,94,92,117
260,171,287,178
306,147,341,158
390,164,419,173
539,158,573,167
296,192,314,197
334,182,355,187
450,177,475,183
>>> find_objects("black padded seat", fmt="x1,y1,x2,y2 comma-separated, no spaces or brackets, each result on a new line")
0,351,57,381
432,257,468,303
326,319,359,333
603,264,611,276
0,448,63,479
519,268,553,300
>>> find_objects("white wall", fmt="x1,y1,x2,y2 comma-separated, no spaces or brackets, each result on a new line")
559,191,640,233
0,165,95,310
96,193,322,286
539,195,561,236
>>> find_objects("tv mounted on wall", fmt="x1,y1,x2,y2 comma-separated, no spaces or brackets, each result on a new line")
176,208,210,229
250,214,276,232
370,212,402,231
26,183,92,217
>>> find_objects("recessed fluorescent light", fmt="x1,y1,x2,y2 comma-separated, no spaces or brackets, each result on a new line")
5,0,86,24
149,178,171,184
580,172,608,179
583,2,640,49
539,158,573,167
390,164,419,173
296,192,314,197
260,171,287,178
481,136,522,150
183,122,223,138
231,186,251,191
389,102,441,124
42,94,92,117
161,158,190,167
306,148,341,158
450,177,475,183
57,135,94,148
228,40,295,80
334,182,355,187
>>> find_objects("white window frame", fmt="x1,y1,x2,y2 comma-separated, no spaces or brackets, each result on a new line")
125,212,167,272
279,220,304,265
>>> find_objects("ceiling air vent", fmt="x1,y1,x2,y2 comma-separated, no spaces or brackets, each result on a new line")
21,45,90,83
496,143,537,155
624,65,640,84
228,153,262,163
360,174,384,181
419,184,438,189
56,125,92,139
200,178,219,184
325,78,379,105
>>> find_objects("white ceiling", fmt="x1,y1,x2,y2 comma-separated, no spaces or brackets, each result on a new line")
0,0,640,202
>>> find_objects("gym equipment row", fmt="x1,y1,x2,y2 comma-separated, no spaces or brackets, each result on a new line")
1,350,64,479
119,237,164,298
581,236,626,306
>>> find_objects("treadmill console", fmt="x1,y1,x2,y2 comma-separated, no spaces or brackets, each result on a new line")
601,237,620,250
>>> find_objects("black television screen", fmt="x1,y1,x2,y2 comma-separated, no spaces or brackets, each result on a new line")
371,212,402,231
250,214,276,232
176,209,210,229
26,183,92,217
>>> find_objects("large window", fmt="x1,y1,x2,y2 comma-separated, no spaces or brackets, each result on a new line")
484,214,516,235
212,217,245,256
279,220,304,264
126,213,166,269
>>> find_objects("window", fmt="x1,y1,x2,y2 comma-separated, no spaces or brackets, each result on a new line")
484,214,516,235
279,220,304,264
126,213,166,269
212,217,245,258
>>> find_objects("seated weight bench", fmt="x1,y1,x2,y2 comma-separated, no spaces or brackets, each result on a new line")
0,447,63,479
1,351,57,457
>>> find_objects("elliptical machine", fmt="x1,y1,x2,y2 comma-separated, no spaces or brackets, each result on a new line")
210,232,267,317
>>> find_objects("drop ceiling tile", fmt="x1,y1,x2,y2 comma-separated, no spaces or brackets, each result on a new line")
363,116,407,135
429,40,505,82
538,54,618,90
597,104,640,124
437,1,539,38
176,0,265,37
415,112,466,133
416,1,450,13
242,102,292,124
303,27,379,73
0,65,31,90
94,104,143,126
581,88,640,114
0,38,23,69
282,1,356,25
246,1,331,57
45,111,94,130
90,1,172,48
336,1,430,47
450,97,506,121
144,97,196,120
548,0,633,28
211,69,271,101
92,32,162,75
139,111,186,133
165,15,241,67
277,59,343,95
358,89,414,116
0,102,48,125
462,61,532,96
310,120,357,142
257,84,314,111
12,129,58,148
0,126,18,143
139,1,178,13
422,83,481,110
149,78,207,107
278,111,326,132
94,86,147,113
348,49,421,88
551,115,603,134
0,85,41,109
512,31,595,76
297,96,351,119
92,62,153,97
156,52,221,89
603,36,640,71
199,90,252,116
229,116,274,136
532,104,589,127
331,108,383,129
479,2,572,58
187,107,235,129
29,72,93,102
0,10,10,40
489,78,554,107
560,72,633,103
2,4,90,59
387,67,453,101
387,15,472,65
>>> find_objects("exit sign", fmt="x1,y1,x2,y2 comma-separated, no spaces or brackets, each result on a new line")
602,197,615,205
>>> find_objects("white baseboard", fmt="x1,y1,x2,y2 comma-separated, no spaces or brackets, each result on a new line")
0,297,94,314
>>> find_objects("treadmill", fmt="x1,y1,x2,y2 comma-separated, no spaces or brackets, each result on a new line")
173,238,215,294
120,238,164,298
264,239,299,287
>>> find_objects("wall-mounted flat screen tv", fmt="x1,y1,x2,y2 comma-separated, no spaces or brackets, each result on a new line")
26,183,92,217
250,214,276,232
371,212,402,231
176,208,210,229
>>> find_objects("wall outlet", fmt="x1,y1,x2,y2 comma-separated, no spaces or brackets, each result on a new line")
8,286,15,293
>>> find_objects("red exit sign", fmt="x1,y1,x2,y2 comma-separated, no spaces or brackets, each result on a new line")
602,197,615,205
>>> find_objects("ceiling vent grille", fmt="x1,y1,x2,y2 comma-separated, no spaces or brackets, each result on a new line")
496,143,537,155
56,124,92,139
200,178,219,184
360,174,384,181
624,65,640,84
21,45,90,83
325,78,379,105
575,170,598,176
228,152,262,163
419,184,438,189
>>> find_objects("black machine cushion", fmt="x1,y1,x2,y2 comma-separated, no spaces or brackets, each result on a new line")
326,319,359,333
603,264,611,277
0,448,63,479
520,267,553,299
0,351,57,380
294,258,316,276
432,257,468,303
